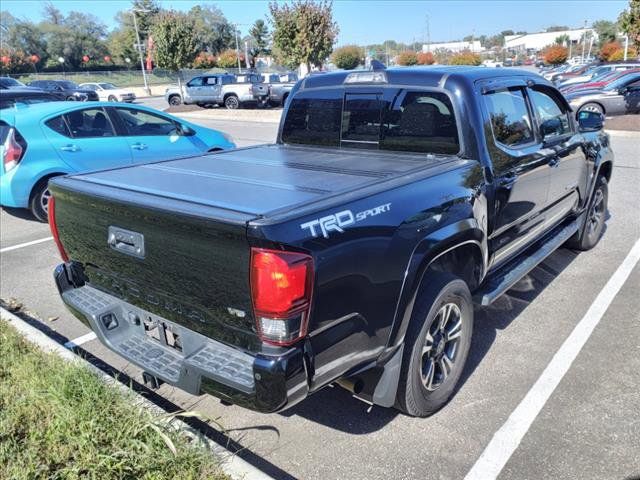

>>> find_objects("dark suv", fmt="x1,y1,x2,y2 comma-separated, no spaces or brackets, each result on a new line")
28,80,99,101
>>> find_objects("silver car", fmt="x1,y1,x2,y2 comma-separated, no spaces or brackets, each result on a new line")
566,72,640,116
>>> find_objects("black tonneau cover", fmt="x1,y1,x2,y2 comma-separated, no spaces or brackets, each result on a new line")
64,144,447,220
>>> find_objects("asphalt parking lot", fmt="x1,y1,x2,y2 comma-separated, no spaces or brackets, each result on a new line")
1,119,639,480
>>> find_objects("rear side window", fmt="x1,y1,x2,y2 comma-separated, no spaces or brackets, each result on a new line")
282,88,460,154
45,116,72,137
484,89,534,147
63,108,115,138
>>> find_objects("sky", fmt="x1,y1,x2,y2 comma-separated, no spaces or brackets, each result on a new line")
1,0,628,45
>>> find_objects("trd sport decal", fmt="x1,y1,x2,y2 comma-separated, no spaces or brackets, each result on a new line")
300,203,392,238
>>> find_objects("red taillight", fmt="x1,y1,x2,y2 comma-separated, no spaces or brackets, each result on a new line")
48,196,69,262
3,128,24,172
250,248,314,346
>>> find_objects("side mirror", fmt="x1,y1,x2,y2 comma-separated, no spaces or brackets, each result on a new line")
618,87,628,95
577,110,603,132
177,124,195,136
540,117,562,138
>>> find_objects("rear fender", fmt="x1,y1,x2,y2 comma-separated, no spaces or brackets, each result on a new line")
384,219,487,352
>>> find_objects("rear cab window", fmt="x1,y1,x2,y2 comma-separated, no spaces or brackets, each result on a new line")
281,87,460,155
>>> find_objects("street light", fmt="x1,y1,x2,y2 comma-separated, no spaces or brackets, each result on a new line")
58,56,65,76
130,8,151,95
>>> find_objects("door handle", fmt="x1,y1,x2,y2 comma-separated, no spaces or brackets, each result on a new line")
548,156,560,167
60,144,79,152
131,143,148,150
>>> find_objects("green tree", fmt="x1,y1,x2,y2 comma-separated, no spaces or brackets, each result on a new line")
619,0,640,49
269,0,339,72
151,11,198,82
555,34,570,45
0,12,48,65
592,20,619,47
248,19,271,66
331,45,362,69
187,5,235,54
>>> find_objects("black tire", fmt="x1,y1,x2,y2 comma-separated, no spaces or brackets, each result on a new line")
168,95,182,106
579,102,604,116
396,273,473,417
29,178,54,222
567,175,608,251
66,96,76,101
224,94,240,110
107,95,117,102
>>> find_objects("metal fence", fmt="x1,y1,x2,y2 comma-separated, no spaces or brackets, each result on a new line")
8,65,294,88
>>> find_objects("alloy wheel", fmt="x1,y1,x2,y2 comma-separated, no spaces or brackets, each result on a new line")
421,302,463,391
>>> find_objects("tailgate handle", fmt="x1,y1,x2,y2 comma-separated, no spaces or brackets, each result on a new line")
108,226,145,259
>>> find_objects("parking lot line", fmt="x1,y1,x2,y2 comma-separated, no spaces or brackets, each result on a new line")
63,332,97,349
465,238,640,480
0,237,53,253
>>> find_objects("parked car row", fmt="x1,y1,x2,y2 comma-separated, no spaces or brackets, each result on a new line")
0,77,136,103
164,71,298,109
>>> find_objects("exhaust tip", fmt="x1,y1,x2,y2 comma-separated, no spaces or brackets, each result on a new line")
336,377,364,395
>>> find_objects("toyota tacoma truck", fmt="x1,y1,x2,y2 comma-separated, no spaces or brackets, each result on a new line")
165,73,269,109
49,66,613,417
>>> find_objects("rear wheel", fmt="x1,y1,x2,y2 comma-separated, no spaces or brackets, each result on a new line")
168,95,182,106
567,175,608,251
224,95,240,110
107,95,117,102
29,178,54,222
66,96,76,101
579,102,604,116
395,273,473,417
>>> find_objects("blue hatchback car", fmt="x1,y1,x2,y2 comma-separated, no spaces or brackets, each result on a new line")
1,101,235,221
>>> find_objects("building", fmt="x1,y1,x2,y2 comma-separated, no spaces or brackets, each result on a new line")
422,40,483,53
504,28,596,54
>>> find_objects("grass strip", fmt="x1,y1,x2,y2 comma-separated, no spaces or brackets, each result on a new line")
0,319,229,480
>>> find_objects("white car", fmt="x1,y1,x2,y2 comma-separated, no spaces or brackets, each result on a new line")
482,60,503,68
79,82,136,102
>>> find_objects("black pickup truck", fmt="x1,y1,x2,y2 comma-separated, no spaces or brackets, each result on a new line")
49,66,613,417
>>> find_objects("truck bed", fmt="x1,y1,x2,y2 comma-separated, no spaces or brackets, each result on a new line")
56,144,461,224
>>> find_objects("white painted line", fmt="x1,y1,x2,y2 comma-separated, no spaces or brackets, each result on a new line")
0,307,275,480
465,238,640,480
0,236,53,253
63,331,97,349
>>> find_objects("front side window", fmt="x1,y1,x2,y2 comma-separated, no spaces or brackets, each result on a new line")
187,77,204,87
485,89,534,147
529,88,570,138
115,108,178,136
63,108,115,138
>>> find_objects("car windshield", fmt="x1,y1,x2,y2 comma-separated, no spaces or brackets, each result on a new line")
604,73,640,91
0,77,25,87
59,81,78,89
98,83,117,90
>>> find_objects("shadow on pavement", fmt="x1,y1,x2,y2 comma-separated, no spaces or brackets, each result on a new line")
1,206,40,222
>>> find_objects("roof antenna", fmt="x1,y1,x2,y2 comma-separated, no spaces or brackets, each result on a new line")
370,59,386,71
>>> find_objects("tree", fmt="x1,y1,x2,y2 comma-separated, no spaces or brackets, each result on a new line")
599,41,623,60
619,0,640,49
193,51,217,68
542,44,568,64
217,48,242,69
416,51,435,65
449,50,481,65
396,51,418,66
555,34,570,45
545,25,569,32
0,12,48,65
187,5,235,54
331,45,362,69
269,0,339,72
248,19,271,66
592,20,619,47
151,11,198,81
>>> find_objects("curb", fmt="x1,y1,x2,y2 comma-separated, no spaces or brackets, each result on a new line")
605,129,639,137
0,306,275,480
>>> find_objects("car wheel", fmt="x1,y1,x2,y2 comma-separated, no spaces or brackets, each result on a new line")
168,95,182,106
566,175,608,251
29,178,54,223
224,95,240,110
579,102,604,116
108,95,117,102
395,273,473,417
66,96,76,101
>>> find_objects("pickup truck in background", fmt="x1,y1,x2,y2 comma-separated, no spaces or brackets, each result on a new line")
49,66,613,417
164,73,269,109
265,72,298,106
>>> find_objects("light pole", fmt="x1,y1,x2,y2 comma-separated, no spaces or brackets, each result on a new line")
58,56,65,76
234,25,241,72
131,8,151,95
